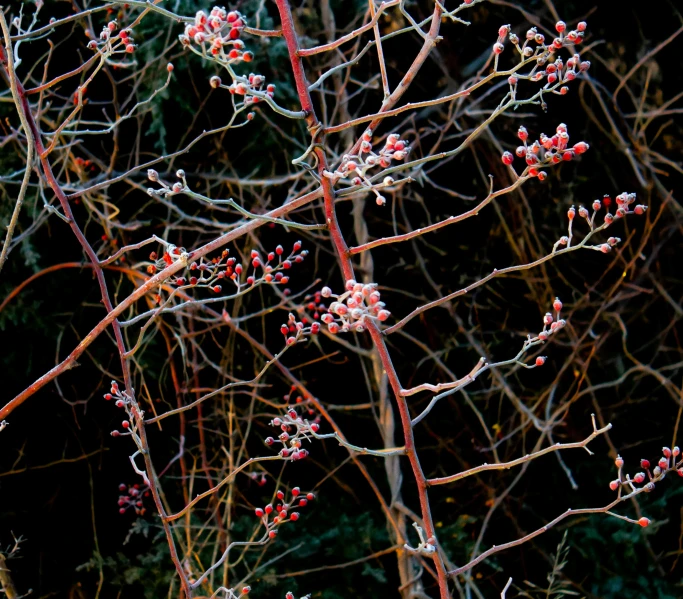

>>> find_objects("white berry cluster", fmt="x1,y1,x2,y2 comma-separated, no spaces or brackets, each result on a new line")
179,7,252,63
324,132,411,206
319,280,390,334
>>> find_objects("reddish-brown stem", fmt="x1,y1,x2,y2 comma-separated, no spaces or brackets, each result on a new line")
0,51,194,596
367,321,451,598
342,3,443,155
0,188,322,420
274,2,451,595
297,0,400,57
275,0,354,282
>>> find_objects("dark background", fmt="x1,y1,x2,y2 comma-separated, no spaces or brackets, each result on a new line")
0,0,681,597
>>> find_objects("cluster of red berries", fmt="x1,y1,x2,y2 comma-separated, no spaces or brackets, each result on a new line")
189,241,298,288
530,297,566,367
607,448,683,527
299,289,329,324
145,234,304,297
264,406,320,460
179,8,251,61
279,311,321,346
87,20,136,54
74,157,97,174
496,21,590,92
317,280,390,334
211,73,275,107
178,7,275,117
563,192,647,252
253,487,315,539
502,123,589,180
104,381,138,437
116,482,149,516
327,131,410,206
146,244,188,276
242,240,306,286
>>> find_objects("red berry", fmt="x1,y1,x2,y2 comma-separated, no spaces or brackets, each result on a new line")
633,472,645,483
291,487,300,497
268,529,277,538
265,504,273,514
638,517,650,528
641,459,650,469
290,512,299,521
242,587,251,594
501,151,514,165
255,508,264,517
122,421,130,429
535,356,546,367
306,492,315,501
573,142,589,154
104,393,112,400
609,480,619,491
